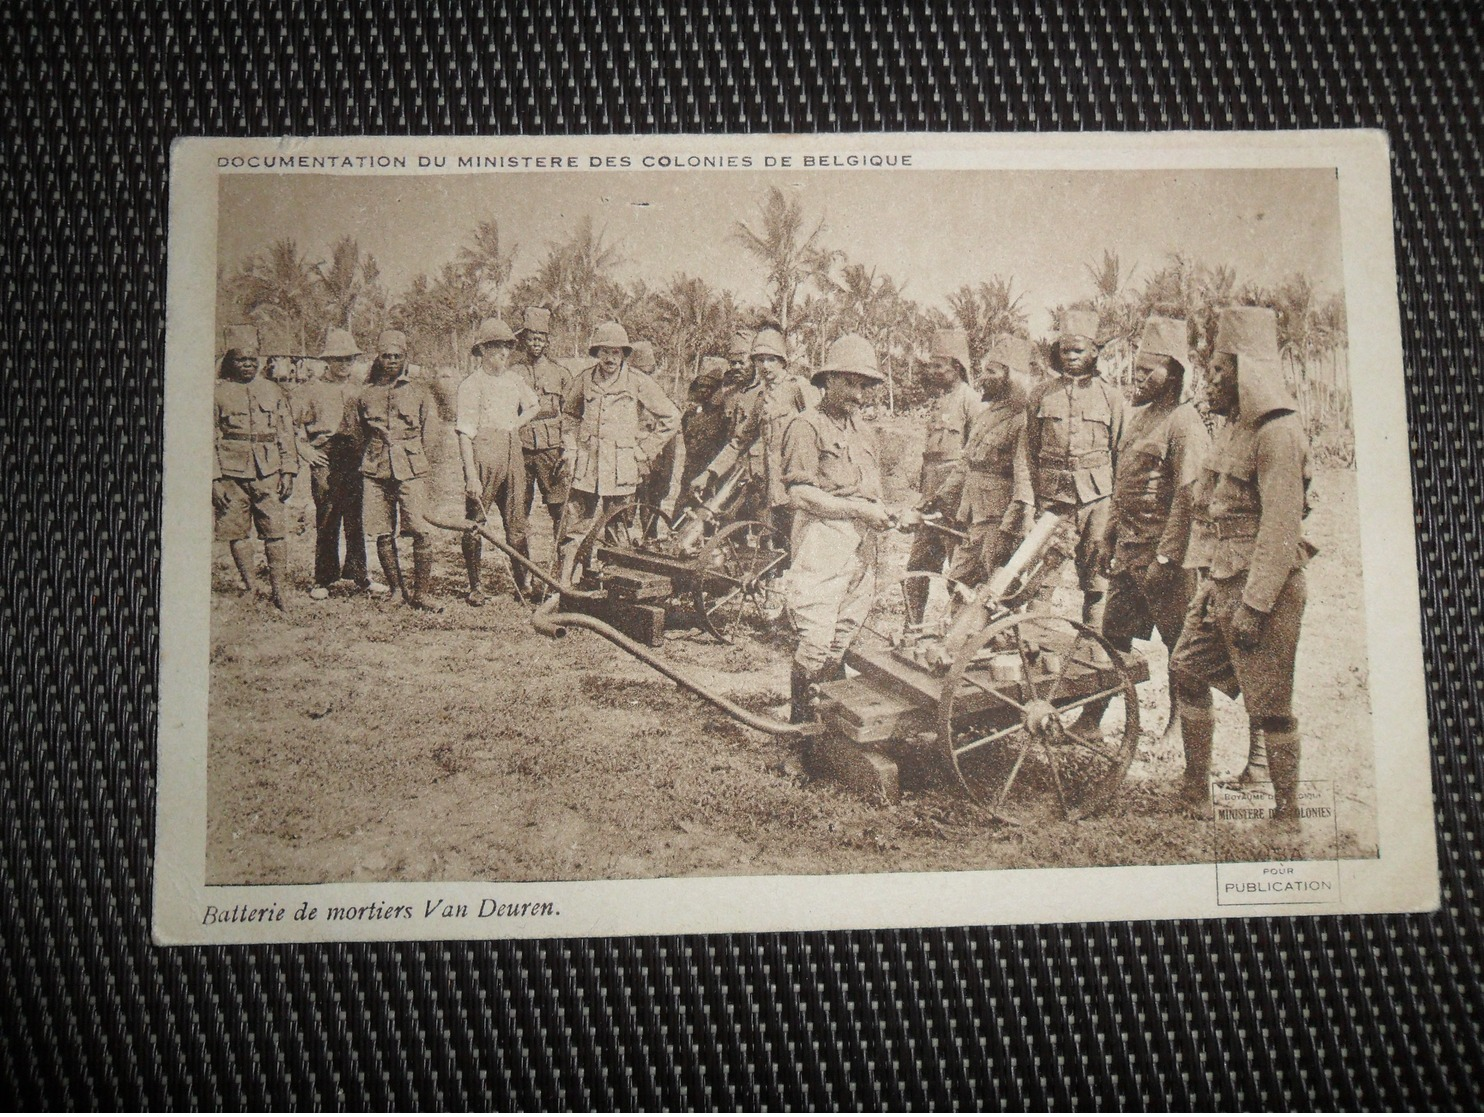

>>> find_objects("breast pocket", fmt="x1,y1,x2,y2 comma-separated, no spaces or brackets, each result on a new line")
817,438,858,493
1075,390,1113,455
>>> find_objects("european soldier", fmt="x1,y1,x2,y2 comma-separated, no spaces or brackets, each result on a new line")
457,316,539,605
512,307,572,554
213,324,299,612
781,334,892,725
295,327,387,600
1023,309,1125,629
558,322,680,585
1169,306,1314,822
353,329,442,612
900,329,984,623
1071,317,1210,744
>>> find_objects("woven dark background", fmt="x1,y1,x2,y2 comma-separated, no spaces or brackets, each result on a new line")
3,0,1480,1108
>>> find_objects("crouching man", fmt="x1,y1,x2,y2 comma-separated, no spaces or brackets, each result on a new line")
1168,306,1314,822
781,334,893,726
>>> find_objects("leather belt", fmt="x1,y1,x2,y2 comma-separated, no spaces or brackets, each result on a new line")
221,433,276,443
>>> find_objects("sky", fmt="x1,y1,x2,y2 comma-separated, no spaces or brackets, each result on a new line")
219,167,1343,336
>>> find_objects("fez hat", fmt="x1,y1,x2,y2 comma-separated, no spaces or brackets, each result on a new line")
929,328,973,379
222,324,260,357
518,306,552,335
813,334,885,386
319,327,363,359
750,327,788,361
376,329,408,354
1136,316,1191,377
1213,306,1294,420
587,321,633,356
728,329,754,360
694,356,727,386
1056,309,1104,345
469,316,517,353
629,340,657,373
982,336,1035,379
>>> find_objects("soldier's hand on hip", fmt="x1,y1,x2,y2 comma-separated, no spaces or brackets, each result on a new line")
277,473,294,502
1230,602,1268,651
211,479,230,513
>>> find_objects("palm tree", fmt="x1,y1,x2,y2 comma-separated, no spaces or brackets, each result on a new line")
731,186,839,332
947,276,1029,360
458,219,518,318
509,217,626,356
653,273,738,388
313,235,367,333
231,238,318,353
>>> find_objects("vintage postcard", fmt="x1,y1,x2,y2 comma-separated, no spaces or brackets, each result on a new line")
155,132,1435,944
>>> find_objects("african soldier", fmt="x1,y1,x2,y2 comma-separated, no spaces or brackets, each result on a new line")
1169,306,1314,822
213,324,299,612
720,328,755,426
679,357,731,494
1023,309,1125,629
899,329,984,624
295,327,387,600
457,317,540,605
904,337,1035,591
1070,317,1210,743
781,334,893,726
630,339,683,514
692,326,818,542
557,322,680,585
511,307,572,555
353,329,442,612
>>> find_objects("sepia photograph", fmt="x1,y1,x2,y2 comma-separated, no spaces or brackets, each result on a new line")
156,133,1433,942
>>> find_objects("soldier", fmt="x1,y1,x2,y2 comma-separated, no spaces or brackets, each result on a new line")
1070,317,1210,742
630,340,683,514
691,326,818,541
1023,309,1125,629
295,327,388,600
1169,306,1314,822
781,334,893,725
679,357,731,494
457,317,540,606
905,337,1035,591
899,329,984,624
557,322,680,585
353,329,442,612
511,307,572,555
212,324,299,612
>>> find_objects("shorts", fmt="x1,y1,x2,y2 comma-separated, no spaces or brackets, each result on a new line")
524,447,569,508
215,476,287,542
1043,498,1111,593
362,476,430,540
1169,570,1306,719
1103,564,1196,651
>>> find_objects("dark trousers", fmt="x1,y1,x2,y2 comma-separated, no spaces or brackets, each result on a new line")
311,441,368,587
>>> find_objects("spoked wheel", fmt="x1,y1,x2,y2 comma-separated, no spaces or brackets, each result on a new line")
692,520,787,643
936,610,1139,824
575,502,672,579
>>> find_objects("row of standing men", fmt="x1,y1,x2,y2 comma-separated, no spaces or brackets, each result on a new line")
213,304,1312,824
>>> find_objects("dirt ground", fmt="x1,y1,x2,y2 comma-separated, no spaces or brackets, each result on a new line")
206,410,1378,884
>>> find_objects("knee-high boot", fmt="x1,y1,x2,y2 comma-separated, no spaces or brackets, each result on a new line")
229,539,257,592
789,663,814,725
461,533,485,606
407,537,443,612
1235,724,1269,787
1178,704,1214,808
1266,727,1301,825
375,535,403,599
1158,668,1184,751
1081,589,1106,631
263,538,291,613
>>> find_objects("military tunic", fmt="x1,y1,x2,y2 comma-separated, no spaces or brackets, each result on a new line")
214,376,299,542
905,379,985,597
935,397,1034,587
294,375,368,586
514,352,572,509
781,406,885,675
707,375,818,511
1024,374,1126,592
353,372,435,540
1169,410,1313,718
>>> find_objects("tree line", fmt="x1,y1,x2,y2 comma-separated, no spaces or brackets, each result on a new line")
219,186,1353,462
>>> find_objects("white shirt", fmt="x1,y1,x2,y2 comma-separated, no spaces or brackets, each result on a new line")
455,370,538,437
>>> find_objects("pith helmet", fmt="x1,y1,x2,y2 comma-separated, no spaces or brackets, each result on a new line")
376,329,408,355
982,336,1035,378
929,328,972,379
813,333,885,386
1136,316,1191,376
1057,309,1103,344
728,329,754,360
629,340,657,373
587,321,633,356
470,316,517,352
319,327,363,359
750,327,787,361
518,306,552,335
222,324,260,357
